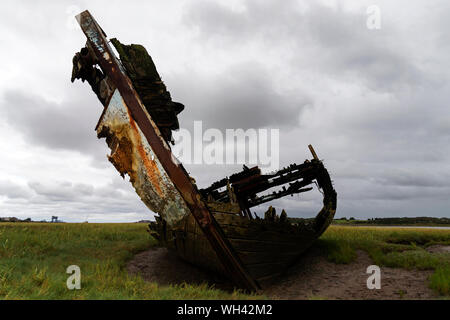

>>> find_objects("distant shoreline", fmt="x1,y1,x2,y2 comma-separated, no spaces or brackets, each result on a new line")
332,217,450,228
331,224,450,229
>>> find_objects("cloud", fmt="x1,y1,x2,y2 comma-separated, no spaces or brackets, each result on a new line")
173,62,309,130
1,177,151,222
0,180,33,199
0,89,103,155
182,1,426,92
28,181,94,201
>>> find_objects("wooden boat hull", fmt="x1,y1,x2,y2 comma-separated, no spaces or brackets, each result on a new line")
150,160,337,284
151,214,320,283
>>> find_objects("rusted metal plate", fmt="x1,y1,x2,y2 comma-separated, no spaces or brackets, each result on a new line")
75,10,259,291
97,89,191,226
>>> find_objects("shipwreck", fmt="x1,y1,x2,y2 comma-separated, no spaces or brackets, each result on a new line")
71,11,337,291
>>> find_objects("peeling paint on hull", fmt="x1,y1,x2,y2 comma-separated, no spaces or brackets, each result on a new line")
97,89,191,226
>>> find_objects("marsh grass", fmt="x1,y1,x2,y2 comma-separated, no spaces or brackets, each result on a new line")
0,223,258,300
430,266,450,296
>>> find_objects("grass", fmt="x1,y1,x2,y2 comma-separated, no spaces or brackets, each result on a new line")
0,223,258,300
0,223,448,299
430,266,450,296
317,226,450,296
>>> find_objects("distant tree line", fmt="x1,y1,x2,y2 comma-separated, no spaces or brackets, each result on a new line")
333,217,450,226
0,217,32,223
0,217,63,223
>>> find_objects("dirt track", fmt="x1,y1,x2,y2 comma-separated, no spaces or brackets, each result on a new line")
127,246,439,300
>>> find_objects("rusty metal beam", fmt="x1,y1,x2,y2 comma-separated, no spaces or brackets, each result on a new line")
308,144,319,161
75,10,259,291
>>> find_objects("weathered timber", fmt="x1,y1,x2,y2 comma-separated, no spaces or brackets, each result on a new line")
110,38,184,144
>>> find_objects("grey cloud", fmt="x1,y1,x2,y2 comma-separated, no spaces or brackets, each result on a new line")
0,88,110,163
373,170,450,188
0,180,33,199
170,62,309,130
183,0,303,42
183,1,425,92
3,177,152,222
356,184,450,202
28,181,94,201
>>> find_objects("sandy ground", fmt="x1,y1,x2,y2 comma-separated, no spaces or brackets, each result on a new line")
127,246,441,300
127,247,235,291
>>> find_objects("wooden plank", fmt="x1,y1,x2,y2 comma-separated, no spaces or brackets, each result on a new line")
206,201,241,214
219,224,316,244
228,238,305,252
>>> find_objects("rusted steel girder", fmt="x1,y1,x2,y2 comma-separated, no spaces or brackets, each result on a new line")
75,10,259,291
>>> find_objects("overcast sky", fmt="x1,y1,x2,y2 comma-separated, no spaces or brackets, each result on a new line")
0,0,449,222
